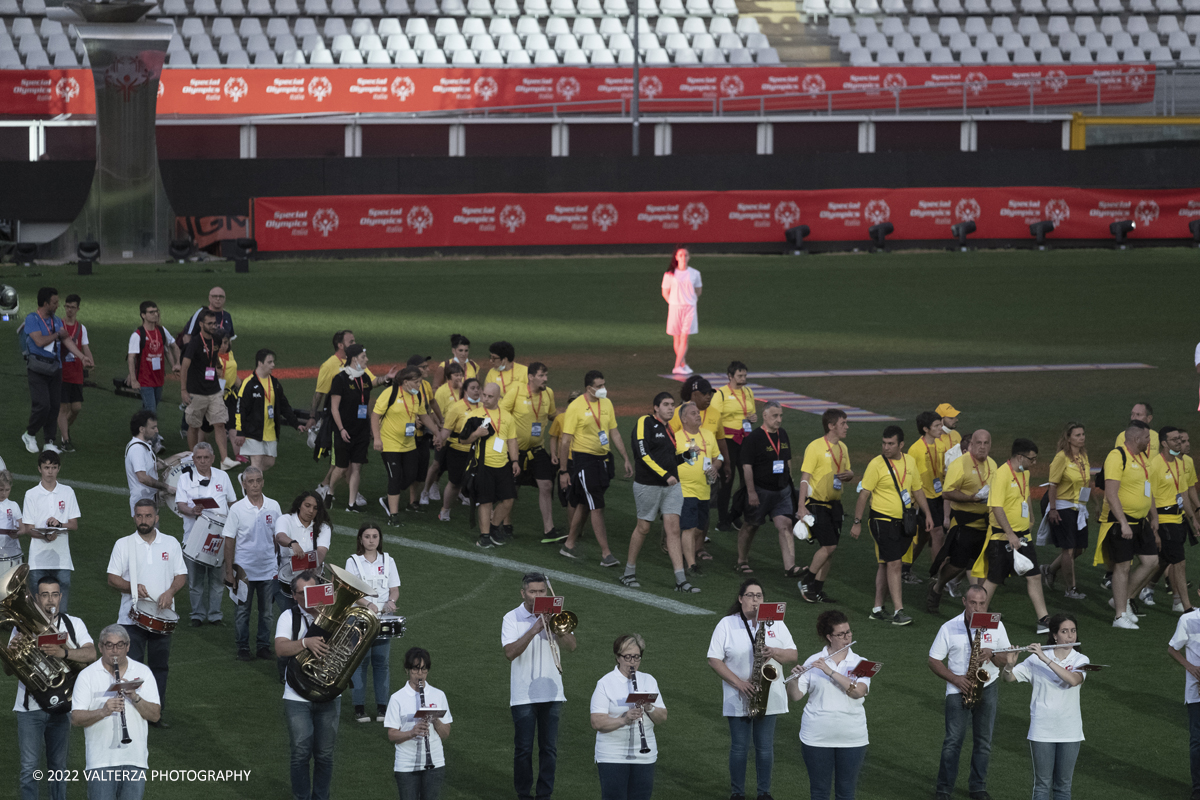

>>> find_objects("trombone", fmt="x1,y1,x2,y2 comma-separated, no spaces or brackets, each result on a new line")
542,577,578,675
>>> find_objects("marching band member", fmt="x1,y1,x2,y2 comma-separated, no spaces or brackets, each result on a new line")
21,450,81,613
786,610,871,800
928,585,1014,800
502,572,576,800
1169,597,1200,800
347,523,400,723
1003,613,1089,800
706,580,797,800
590,634,667,800
175,442,237,627
274,491,333,615
223,467,282,663
0,470,22,575
385,647,453,800
72,624,161,800
105,500,186,728
12,575,95,800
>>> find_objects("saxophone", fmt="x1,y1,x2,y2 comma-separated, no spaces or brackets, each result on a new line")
746,620,780,718
961,626,991,708
0,565,80,713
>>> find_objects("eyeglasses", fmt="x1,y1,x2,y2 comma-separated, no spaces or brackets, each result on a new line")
618,654,643,662
100,641,129,650
742,592,764,600
830,631,853,639
407,666,430,673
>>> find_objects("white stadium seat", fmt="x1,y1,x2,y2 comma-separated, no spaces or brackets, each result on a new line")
505,48,531,61
930,44,953,60
902,45,927,60
196,50,222,65
1149,44,1174,60
394,48,419,62
1013,45,1037,60
1094,44,1120,59
1039,46,1064,60
985,45,1009,60
533,47,559,61
959,44,982,61
590,47,615,61
908,16,931,34
573,17,599,34
489,17,515,34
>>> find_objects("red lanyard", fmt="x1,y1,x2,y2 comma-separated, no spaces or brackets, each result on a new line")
1163,455,1182,493
496,368,512,394
399,388,413,416
263,377,274,406
825,436,845,473
201,333,214,362
658,416,676,448
764,429,782,458
729,386,751,418
684,428,707,454
147,328,161,355
1073,454,1088,484
887,456,907,488
969,454,991,487
924,438,942,479
485,408,501,431
586,397,605,431
1007,462,1027,499
528,385,543,419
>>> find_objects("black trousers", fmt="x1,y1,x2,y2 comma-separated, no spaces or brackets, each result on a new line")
124,624,172,712
717,438,744,525
26,368,62,442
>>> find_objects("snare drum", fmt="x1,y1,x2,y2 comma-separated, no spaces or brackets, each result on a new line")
130,599,179,634
377,615,406,639
184,513,227,568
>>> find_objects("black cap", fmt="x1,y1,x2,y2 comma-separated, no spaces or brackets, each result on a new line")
407,354,432,367
344,344,365,363
686,375,713,396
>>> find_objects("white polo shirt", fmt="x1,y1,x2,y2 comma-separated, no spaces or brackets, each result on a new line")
501,602,565,706
73,656,160,770
11,614,91,712
124,437,158,517
1170,609,1200,703
706,614,795,717
276,608,314,703
223,494,282,582
175,465,236,540
0,498,23,560
275,514,332,584
22,481,80,571
929,614,1012,696
105,530,187,626
590,666,665,764
384,682,453,771
1010,649,1089,742
346,553,400,609
793,646,872,748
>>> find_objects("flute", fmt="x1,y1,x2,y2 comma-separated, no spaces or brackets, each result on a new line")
990,642,1083,655
417,680,434,771
112,657,132,745
630,667,650,756
783,641,857,684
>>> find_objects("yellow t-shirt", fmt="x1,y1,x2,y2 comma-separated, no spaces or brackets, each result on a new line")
442,399,479,453
1047,450,1090,504
715,385,757,436
1186,454,1198,491
549,413,566,441
944,453,996,528
220,352,239,402
434,383,459,417
909,437,944,499
862,454,918,519
937,429,963,452
669,405,726,442
414,380,436,438
988,462,1031,535
483,362,529,399
437,358,478,383
561,394,617,456
466,406,517,469
1116,428,1160,458
315,353,342,395
1150,454,1187,524
676,427,719,501
372,386,429,453
1100,447,1153,522
799,436,850,503
500,383,556,451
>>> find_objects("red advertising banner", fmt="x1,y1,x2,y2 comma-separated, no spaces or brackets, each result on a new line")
252,187,1200,251
0,64,1154,116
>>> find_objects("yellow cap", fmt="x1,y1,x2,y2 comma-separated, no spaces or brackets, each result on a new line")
936,403,961,418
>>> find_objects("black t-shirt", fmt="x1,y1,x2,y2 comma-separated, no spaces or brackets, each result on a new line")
330,372,373,434
742,426,793,492
183,333,221,395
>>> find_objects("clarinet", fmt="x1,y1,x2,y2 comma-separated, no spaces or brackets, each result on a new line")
418,680,434,771
630,668,651,756
112,657,132,745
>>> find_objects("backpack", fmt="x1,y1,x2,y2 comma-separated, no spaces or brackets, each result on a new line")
17,319,30,360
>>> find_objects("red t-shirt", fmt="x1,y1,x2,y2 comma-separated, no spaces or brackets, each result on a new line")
60,321,85,385
134,327,169,388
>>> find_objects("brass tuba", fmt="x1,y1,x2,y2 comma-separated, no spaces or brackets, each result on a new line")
0,564,80,713
285,565,381,704
961,626,991,708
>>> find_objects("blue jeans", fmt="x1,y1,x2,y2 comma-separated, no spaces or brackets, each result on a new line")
395,767,445,800
284,697,341,800
186,557,224,622
351,637,391,707
800,743,868,800
139,386,162,413
235,578,275,653
28,569,71,615
84,767,145,800
597,762,655,800
17,709,70,800
512,701,562,800
727,714,778,797
1029,740,1080,800
1189,702,1200,794
936,681,998,796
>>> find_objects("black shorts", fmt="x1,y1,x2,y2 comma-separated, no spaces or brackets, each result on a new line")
869,513,912,563
1103,517,1156,564
521,448,556,482
445,448,470,486
681,497,710,531
808,501,843,547
414,435,431,478
1158,521,1188,565
334,429,370,468
746,486,793,526
474,463,517,505
1049,508,1088,551
568,453,610,511
381,450,419,496
923,497,945,531
434,443,448,471
60,382,83,404
946,524,989,569
983,531,1039,585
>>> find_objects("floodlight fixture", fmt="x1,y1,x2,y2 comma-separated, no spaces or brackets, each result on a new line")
1029,220,1055,249
951,220,976,251
77,240,100,276
785,225,811,254
1109,219,1135,248
869,222,894,251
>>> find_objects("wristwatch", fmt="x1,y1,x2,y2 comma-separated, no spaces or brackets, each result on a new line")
853,517,862,524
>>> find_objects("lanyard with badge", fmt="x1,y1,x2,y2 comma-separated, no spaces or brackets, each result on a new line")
732,388,753,433
201,333,217,382
765,429,785,475
969,454,991,492
398,388,416,436
264,376,275,421
888,457,911,506
1130,450,1152,499
587,397,609,447
925,439,943,493
147,328,163,372
484,409,506,453
826,436,846,491
1010,463,1029,520
1164,455,1184,507
529,386,544,439
63,322,78,362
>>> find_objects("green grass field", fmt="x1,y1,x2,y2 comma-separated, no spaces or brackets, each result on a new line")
0,250,1197,800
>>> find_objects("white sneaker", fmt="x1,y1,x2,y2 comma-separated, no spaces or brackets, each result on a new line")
1174,598,1186,613
356,493,367,507
438,509,451,522
21,432,38,453
315,484,330,500
946,578,962,598
1112,615,1139,629
429,484,441,501
672,365,689,375
220,457,239,469
42,442,62,454
1123,609,1139,625
419,490,430,505
460,494,471,507
1139,586,1156,606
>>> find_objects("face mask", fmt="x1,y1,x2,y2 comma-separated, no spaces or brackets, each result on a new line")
495,363,507,371
1015,463,1025,472
466,396,480,404
1171,449,1182,457
594,387,608,399
407,387,420,395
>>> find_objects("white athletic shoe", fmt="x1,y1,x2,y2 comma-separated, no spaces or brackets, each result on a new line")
419,490,430,505
429,484,441,501
460,494,471,507
672,365,690,375
1174,598,1186,613
42,442,62,454
1123,609,1139,625
220,457,239,470
438,509,451,522
1138,586,1156,606
315,484,330,501
21,432,38,453
1112,615,1139,630
355,493,367,507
